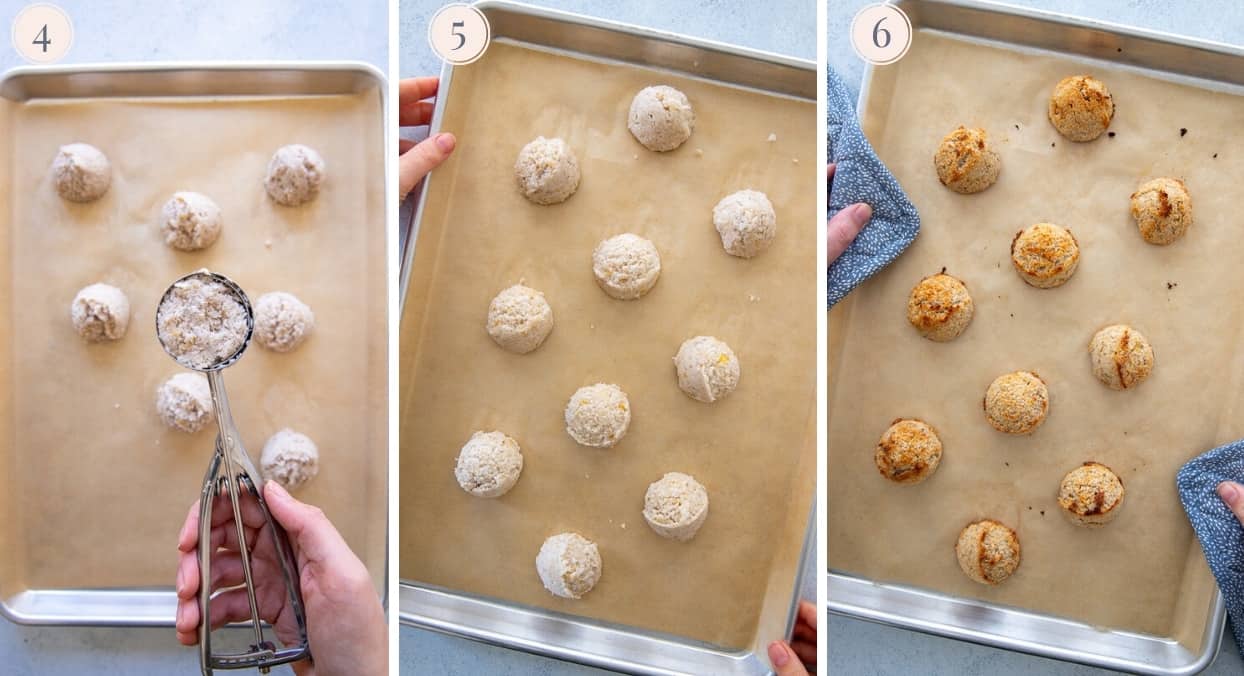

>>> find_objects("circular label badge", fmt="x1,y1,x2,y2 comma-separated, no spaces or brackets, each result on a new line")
850,3,912,66
12,3,73,64
428,4,491,66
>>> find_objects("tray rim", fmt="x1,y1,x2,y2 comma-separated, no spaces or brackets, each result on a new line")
0,59,392,627
397,1,816,673
833,0,1230,673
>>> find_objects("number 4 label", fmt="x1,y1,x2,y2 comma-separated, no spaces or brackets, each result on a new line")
850,4,913,66
12,4,73,64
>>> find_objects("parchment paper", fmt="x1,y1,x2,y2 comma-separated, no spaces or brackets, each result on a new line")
828,31,1244,644
399,41,816,650
1,89,387,598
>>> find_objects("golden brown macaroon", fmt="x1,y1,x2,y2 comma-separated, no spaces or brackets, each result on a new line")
1048,75,1114,142
1058,462,1125,527
934,126,1000,194
1089,324,1155,390
955,519,1021,585
906,272,974,342
1130,177,1192,245
984,371,1049,435
1011,223,1080,289
874,418,943,485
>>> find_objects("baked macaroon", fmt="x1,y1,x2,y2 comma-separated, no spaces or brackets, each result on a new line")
454,430,524,498
906,272,974,342
1130,177,1192,245
592,234,661,300
642,472,709,542
486,284,554,354
627,85,694,152
874,418,943,484
536,532,601,599
934,126,1000,194
1010,223,1080,289
984,371,1049,435
674,336,740,403
1048,75,1114,142
1058,462,1125,526
515,136,581,205
1089,324,1155,390
564,383,631,448
955,519,1021,585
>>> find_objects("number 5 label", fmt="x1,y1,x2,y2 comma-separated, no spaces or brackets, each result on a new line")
12,3,73,64
850,4,912,66
429,4,491,66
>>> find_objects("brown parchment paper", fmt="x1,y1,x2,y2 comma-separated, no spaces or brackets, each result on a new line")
827,30,1244,645
1,89,387,598
399,41,816,650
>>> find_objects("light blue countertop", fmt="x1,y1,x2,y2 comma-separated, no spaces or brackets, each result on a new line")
398,0,814,673
0,1,384,675
828,1,1244,674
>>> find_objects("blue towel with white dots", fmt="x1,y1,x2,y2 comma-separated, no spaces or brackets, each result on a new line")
827,68,920,308
1178,444,1244,647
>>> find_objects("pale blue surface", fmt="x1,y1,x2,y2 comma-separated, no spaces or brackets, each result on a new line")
0,1,384,675
398,1,815,673
827,0,1244,674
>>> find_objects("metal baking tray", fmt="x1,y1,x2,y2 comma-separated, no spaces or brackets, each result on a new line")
827,1,1235,673
0,62,390,626
398,2,815,673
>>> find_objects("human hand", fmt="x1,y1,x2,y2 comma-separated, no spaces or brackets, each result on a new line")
767,599,817,675
827,163,872,266
1217,481,1244,525
175,481,386,676
399,77,456,200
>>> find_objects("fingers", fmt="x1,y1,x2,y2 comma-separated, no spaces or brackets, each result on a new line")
1217,482,1244,526
827,162,836,182
791,637,817,670
175,595,199,645
207,589,266,631
399,133,456,200
176,550,199,601
399,138,416,154
400,78,439,127
178,500,200,553
768,640,810,676
797,599,818,631
264,480,356,567
827,202,871,265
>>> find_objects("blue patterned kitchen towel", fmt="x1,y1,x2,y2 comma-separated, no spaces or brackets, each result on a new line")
827,67,920,308
1177,442,1244,647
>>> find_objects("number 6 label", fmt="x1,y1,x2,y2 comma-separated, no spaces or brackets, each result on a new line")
428,4,491,66
11,3,73,64
850,4,912,66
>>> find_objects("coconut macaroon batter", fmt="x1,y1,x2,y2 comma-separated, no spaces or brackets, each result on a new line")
156,274,250,370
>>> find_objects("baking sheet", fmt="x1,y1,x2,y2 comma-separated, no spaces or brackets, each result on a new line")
0,86,387,603
827,28,1244,646
399,40,816,650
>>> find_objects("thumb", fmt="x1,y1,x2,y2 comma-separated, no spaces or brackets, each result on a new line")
827,202,871,265
264,480,351,565
767,640,809,676
399,132,456,200
1218,482,1244,527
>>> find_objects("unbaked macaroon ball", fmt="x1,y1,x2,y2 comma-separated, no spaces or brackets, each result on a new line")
674,336,740,403
875,419,943,485
627,85,694,152
1130,177,1192,245
536,532,602,599
486,284,554,354
71,283,130,342
155,372,214,433
984,371,1049,435
260,428,319,490
265,144,325,206
253,291,315,353
454,431,524,498
1010,223,1080,289
713,189,776,258
564,383,631,448
1058,462,1125,526
592,234,661,300
514,136,581,205
1048,75,1114,142
955,519,1021,585
161,191,222,251
52,143,111,203
906,272,974,342
934,126,1000,194
642,472,709,542
1089,324,1155,390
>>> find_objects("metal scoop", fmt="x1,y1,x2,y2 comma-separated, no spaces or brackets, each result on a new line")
156,270,310,675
